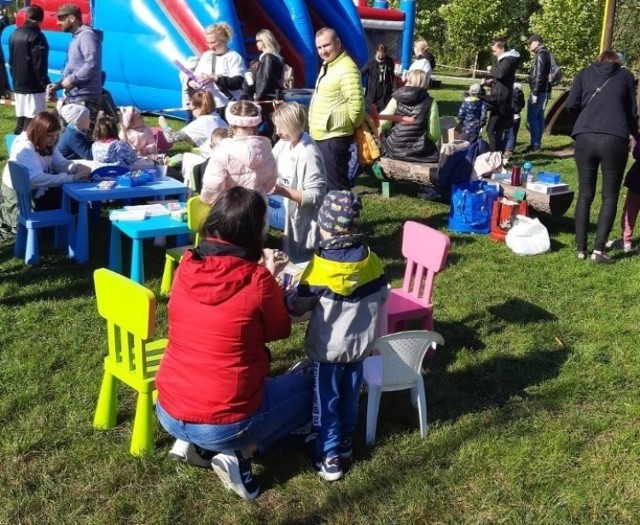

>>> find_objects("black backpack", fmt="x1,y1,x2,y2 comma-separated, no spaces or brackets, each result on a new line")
548,53,562,86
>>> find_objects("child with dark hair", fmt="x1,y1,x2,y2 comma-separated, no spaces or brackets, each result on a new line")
92,114,138,166
457,83,486,143
287,190,388,482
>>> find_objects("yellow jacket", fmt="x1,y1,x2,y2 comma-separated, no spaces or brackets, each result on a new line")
309,52,365,141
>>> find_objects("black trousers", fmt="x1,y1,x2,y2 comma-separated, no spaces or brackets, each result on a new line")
486,112,511,152
574,132,629,252
315,135,353,191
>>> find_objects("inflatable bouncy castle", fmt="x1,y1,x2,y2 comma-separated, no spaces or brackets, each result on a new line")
1,0,416,112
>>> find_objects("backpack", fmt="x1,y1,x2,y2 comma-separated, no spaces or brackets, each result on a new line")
354,114,382,166
511,87,525,114
548,53,562,86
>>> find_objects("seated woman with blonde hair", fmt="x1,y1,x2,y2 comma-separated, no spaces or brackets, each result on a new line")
379,69,440,163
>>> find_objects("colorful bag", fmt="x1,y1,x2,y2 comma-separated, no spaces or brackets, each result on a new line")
448,180,500,234
490,197,529,242
354,114,382,166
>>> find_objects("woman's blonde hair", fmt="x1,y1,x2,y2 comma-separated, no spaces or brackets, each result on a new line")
256,29,280,55
190,90,216,115
272,102,306,139
414,39,429,55
405,69,428,89
205,22,233,42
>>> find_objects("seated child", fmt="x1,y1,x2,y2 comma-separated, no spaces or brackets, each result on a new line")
192,128,230,193
200,100,277,204
119,106,156,156
57,103,93,160
287,191,388,482
457,83,487,143
92,114,139,166
504,82,525,157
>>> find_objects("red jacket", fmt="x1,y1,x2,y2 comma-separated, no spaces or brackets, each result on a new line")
156,239,292,424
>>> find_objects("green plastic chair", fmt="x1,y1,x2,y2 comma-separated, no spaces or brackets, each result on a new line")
160,196,211,295
93,268,167,455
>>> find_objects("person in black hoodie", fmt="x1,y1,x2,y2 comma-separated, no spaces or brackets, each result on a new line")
361,43,396,112
566,50,638,264
479,36,520,152
8,5,50,134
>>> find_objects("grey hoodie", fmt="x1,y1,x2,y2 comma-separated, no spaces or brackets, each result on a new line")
62,25,102,101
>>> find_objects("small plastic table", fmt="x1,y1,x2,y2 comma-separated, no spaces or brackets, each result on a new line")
62,178,188,263
109,214,190,284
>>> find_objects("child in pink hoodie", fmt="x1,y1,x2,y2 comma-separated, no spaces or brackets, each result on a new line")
119,106,157,156
201,100,277,204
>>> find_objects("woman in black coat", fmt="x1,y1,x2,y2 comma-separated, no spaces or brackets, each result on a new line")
479,36,521,152
255,29,284,101
566,50,638,263
361,44,396,112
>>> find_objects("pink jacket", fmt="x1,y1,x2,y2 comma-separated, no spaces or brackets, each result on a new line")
119,126,156,156
201,135,277,204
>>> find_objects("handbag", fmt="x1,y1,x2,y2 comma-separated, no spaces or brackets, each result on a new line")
448,180,500,234
490,197,529,242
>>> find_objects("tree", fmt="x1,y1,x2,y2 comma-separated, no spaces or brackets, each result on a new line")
530,0,604,79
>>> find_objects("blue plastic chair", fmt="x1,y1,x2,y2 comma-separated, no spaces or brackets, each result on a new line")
5,133,17,155
8,161,76,265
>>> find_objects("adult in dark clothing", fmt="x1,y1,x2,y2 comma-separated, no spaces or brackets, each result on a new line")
526,34,551,152
379,69,440,163
9,5,50,134
566,50,638,263
479,36,520,152
254,29,284,101
361,43,396,112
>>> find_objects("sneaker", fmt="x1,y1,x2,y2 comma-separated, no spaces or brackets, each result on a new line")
212,451,260,500
337,438,353,461
591,251,615,264
168,439,214,468
416,187,440,201
577,251,588,261
605,238,632,252
315,455,343,482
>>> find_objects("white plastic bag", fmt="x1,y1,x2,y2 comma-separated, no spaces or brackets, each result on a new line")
505,215,550,255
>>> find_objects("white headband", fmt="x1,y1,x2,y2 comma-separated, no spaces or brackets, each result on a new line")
226,101,262,127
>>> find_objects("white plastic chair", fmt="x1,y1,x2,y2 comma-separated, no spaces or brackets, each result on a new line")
363,330,444,445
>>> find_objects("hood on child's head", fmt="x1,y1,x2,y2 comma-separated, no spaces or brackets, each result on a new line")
318,191,362,235
120,106,144,129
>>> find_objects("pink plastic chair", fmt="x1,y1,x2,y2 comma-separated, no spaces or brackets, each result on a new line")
386,221,450,334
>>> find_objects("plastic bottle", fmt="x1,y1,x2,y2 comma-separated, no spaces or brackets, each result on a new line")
522,162,533,186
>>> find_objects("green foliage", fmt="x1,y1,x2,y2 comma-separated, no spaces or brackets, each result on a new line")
613,2,640,71
530,0,605,78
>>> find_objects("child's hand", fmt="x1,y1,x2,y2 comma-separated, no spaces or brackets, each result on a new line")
262,248,289,276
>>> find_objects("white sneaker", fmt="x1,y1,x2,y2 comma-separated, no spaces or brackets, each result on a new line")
168,439,213,468
212,451,260,500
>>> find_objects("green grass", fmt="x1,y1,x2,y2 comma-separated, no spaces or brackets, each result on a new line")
2,82,640,524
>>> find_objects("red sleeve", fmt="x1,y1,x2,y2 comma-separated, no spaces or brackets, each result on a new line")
259,269,292,342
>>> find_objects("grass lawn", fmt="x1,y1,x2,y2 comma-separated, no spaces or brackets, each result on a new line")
2,80,640,524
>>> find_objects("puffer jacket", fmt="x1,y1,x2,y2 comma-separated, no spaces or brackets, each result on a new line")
479,49,521,118
201,135,278,204
381,86,439,163
529,45,551,96
458,94,487,137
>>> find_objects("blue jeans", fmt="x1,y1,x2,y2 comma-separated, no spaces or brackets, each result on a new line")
505,116,521,152
313,361,363,458
156,374,313,454
527,92,547,148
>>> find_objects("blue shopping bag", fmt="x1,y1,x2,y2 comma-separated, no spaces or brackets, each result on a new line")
448,180,500,234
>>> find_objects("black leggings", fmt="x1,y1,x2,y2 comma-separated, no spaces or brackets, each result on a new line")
486,113,511,152
574,133,629,252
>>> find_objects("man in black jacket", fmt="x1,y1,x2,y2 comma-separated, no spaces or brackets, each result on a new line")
9,5,50,134
526,34,551,152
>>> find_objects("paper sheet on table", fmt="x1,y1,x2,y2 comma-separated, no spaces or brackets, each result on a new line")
123,203,171,216
110,210,146,221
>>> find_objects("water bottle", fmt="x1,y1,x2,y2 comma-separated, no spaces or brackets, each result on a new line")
522,162,533,186
510,163,521,186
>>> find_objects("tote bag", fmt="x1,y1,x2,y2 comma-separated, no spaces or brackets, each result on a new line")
448,180,500,234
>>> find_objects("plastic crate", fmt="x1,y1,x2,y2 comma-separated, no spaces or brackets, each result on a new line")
537,172,562,184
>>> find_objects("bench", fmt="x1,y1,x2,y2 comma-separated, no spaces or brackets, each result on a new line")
372,157,439,198
496,181,574,217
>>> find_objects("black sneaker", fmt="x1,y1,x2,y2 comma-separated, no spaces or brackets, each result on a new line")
315,455,343,482
211,451,260,500
337,437,353,460
577,251,588,261
591,252,615,264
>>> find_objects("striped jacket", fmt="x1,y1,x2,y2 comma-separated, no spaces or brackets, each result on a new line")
309,52,365,141
290,243,388,363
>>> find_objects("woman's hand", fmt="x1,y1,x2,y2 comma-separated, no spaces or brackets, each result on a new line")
72,164,91,181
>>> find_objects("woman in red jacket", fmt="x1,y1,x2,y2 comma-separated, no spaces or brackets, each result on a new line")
156,186,312,500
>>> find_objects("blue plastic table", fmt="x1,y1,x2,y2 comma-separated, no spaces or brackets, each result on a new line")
109,213,190,284
62,178,188,264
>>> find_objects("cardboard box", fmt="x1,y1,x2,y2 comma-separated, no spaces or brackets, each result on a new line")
527,182,570,194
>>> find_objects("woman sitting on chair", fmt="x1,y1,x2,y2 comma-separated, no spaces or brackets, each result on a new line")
379,69,440,163
0,111,90,239
155,186,312,501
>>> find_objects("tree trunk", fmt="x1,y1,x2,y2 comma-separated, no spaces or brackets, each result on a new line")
472,51,479,79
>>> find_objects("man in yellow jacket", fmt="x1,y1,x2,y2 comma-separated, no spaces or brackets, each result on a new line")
309,28,364,191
